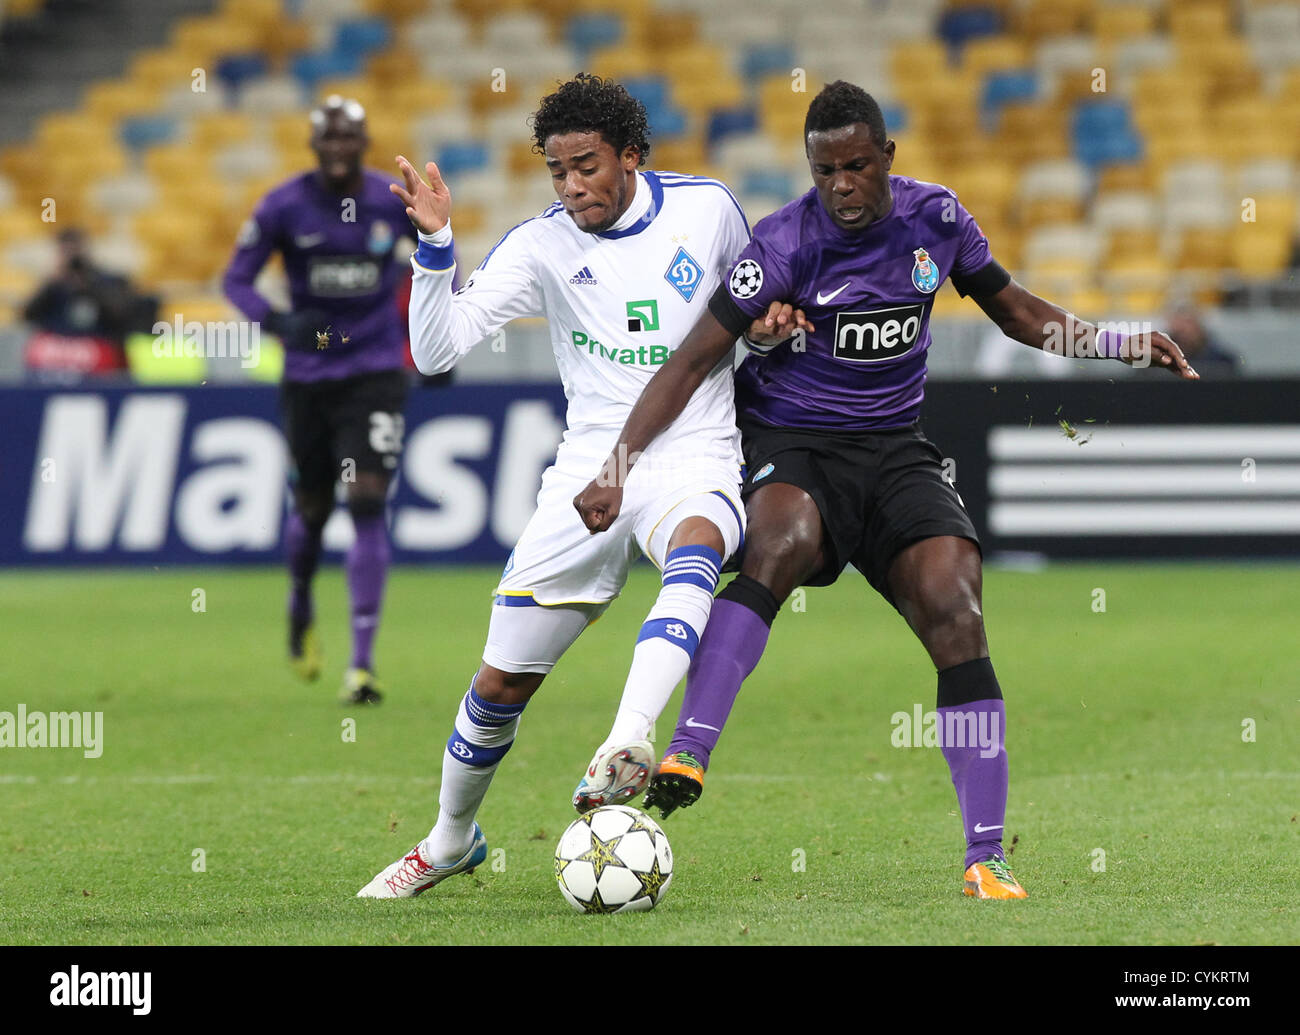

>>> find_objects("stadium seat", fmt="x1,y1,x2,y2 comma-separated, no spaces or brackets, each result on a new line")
238,75,307,115
290,50,363,92
437,141,491,179
334,17,392,60
567,12,624,56
937,5,1003,50
119,115,179,152
981,69,1040,129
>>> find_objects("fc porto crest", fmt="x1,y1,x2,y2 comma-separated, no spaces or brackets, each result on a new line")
368,220,395,256
911,247,939,293
664,246,703,302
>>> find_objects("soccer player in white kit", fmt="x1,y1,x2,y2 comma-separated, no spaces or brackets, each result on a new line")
358,75,765,898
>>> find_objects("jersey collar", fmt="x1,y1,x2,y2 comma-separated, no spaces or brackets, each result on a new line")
595,171,663,240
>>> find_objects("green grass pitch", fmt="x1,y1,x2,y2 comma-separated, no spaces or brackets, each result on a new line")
1,562,1296,945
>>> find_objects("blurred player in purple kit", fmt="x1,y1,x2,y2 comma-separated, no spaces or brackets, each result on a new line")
223,95,416,704
577,81,1198,899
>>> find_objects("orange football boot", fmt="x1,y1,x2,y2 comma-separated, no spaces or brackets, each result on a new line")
963,857,1028,899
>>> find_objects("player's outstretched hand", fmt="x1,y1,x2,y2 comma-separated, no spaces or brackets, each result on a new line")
573,476,623,534
392,155,451,235
1129,330,1199,380
747,300,814,347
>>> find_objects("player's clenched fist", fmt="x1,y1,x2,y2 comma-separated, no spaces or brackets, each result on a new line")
574,480,623,534
391,155,451,235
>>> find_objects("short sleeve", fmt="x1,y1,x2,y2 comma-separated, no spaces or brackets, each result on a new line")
708,231,796,337
948,194,1010,298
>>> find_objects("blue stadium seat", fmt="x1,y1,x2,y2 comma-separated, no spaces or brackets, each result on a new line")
334,17,391,59
982,70,1039,128
289,50,362,91
741,43,795,84
438,141,490,178
652,105,689,139
216,53,270,93
567,13,622,56
879,103,908,135
937,5,1002,49
706,106,758,147
1071,101,1144,167
742,168,792,198
120,115,178,151
622,76,671,115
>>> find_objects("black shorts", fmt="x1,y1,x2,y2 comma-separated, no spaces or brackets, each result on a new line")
280,369,409,494
737,414,979,607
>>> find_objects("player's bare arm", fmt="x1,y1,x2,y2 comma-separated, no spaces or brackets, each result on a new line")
974,279,1199,379
392,155,451,234
573,300,811,533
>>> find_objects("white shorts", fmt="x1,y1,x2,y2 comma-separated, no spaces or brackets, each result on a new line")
493,455,745,608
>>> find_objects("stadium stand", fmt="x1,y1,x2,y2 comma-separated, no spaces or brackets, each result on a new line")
1,0,1299,377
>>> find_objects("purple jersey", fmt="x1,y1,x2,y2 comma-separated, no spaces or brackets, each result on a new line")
223,169,412,383
710,175,1004,430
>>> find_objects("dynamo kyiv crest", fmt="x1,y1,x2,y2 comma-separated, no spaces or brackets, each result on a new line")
911,247,939,293
664,246,703,302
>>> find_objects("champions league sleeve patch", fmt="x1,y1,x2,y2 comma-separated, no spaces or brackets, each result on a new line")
729,258,764,300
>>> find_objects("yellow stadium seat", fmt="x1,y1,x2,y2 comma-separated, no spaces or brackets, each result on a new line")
644,12,698,53
84,80,160,121
759,75,811,141
670,74,744,117
1092,5,1155,41
945,162,1017,226
368,48,421,87
960,37,1030,79
1014,0,1089,39
1169,1,1232,41
193,112,257,151
651,139,707,174
891,40,950,93
587,44,657,82
1230,224,1294,278
0,263,39,307
1104,229,1163,264
316,78,383,115
996,102,1070,165
1174,227,1233,272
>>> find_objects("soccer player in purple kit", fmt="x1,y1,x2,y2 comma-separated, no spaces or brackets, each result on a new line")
223,95,416,704
576,81,1198,899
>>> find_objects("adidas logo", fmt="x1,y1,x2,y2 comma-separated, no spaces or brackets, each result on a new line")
569,266,598,285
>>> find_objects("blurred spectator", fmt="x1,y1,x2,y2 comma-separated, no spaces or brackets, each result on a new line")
21,228,156,378
1165,301,1240,378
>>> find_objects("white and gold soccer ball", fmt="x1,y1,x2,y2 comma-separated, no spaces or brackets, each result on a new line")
554,805,673,914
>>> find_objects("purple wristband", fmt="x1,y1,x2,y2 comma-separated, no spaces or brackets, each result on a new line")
1095,328,1127,359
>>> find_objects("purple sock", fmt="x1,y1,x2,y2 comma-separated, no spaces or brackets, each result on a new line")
285,510,322,633
347,513,390,671
936,658,1010,868
667,597,774,769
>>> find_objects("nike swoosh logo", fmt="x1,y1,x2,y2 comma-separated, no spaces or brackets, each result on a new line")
295,233,326,247
973,823,1004,834
815,282,850,305
684,717,720,732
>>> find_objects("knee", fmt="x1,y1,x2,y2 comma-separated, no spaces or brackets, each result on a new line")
295,492,332,530
346,491,386,521
741,521,822,601
473,665,543,706
904,580,986,663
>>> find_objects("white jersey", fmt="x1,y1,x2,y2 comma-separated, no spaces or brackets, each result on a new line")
408,170,750,472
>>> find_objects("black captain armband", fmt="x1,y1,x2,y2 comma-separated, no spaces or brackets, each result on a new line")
707,283,754,338
950,259,1011,299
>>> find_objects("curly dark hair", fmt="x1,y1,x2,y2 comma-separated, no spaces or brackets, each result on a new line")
530,73,650,164
804,80,887,148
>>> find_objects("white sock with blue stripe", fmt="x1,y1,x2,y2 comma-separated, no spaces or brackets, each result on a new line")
604,545,722,747
424,681,525,865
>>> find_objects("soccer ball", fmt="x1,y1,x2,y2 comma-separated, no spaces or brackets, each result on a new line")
554,805,673,914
